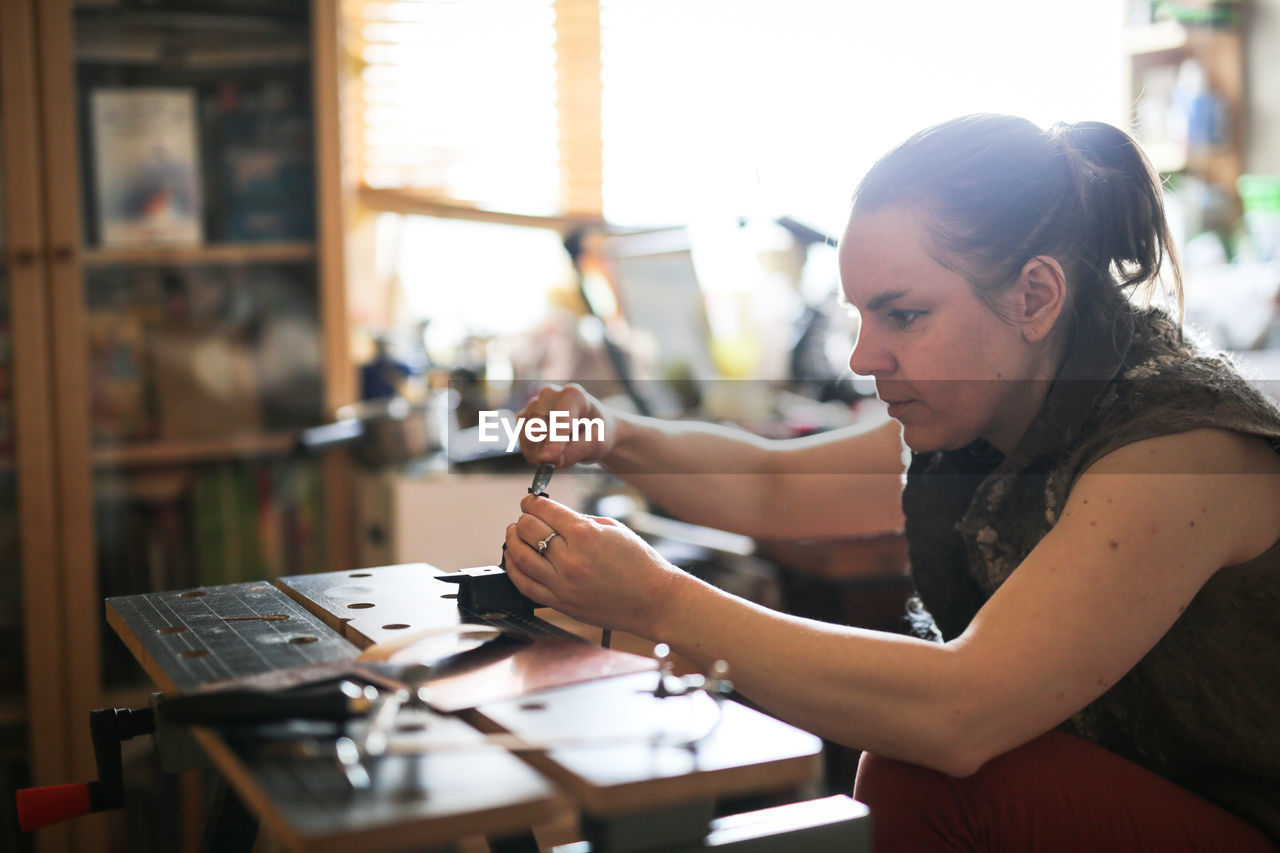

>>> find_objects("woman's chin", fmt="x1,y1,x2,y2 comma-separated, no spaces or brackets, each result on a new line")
898,422,975,454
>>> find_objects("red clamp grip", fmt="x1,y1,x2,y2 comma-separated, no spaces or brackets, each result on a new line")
16,782,93,832
16,704,156,831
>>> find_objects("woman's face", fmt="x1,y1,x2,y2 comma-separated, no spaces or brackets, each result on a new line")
839,207,1048,454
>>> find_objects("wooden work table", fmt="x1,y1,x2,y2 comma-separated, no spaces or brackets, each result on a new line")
104,562,868,852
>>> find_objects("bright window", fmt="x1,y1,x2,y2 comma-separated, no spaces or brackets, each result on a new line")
599,0,1124,233
353,0,560,212
348,0,1126,335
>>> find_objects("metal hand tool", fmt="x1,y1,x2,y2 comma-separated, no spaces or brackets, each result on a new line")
528,462,555,497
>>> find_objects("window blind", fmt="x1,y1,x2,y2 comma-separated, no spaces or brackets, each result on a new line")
351,0,563,214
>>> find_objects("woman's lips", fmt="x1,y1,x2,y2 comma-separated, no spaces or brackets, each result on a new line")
884,399,915,418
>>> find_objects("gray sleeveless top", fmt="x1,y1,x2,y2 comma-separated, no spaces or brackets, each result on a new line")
902,301,1280,841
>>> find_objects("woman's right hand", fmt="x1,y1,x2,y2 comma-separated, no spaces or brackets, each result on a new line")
516,383,620,469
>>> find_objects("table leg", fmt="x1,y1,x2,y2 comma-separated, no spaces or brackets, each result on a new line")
200,776,258,853
489,829,541,853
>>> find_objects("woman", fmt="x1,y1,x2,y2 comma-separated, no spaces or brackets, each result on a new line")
503,115,1280,851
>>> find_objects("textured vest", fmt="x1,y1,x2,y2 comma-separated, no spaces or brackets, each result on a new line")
902,302,1280,841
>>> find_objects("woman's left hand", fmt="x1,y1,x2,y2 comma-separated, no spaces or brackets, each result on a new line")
504,494,684,638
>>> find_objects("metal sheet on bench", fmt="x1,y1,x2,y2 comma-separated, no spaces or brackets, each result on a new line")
275,564,656,714
471,672,824,817
276,565,822,817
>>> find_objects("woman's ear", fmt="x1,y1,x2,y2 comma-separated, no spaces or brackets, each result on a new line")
1016,256,1066,342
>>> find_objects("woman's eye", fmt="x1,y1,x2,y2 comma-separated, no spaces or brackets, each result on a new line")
888,309,925,328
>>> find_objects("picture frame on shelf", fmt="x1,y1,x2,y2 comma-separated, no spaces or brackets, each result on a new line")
89,87,203,248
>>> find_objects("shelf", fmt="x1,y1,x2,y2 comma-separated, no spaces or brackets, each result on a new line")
74,3,309,68
77,40,308,69
82,241,316,268
359,185,605,232
93,432,297,468
1125,20,1190,56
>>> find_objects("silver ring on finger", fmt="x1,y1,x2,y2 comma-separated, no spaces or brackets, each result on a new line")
537,531,560,554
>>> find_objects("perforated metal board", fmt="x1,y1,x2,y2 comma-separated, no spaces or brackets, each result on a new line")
275,561,578,647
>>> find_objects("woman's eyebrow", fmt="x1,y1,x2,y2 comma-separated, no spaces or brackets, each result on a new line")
866,289,910,312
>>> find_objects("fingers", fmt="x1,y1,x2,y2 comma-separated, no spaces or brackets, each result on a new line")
515,513,558,552
520,494,586,531
506,560,558,607
518,385,570,465
503,524,559,606
516,383,601,466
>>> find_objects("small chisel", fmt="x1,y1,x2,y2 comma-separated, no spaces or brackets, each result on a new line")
528,462,555,497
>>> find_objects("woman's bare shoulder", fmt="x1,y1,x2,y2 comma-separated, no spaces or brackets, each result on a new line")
1085,427,1280,476
1077,427,1280,566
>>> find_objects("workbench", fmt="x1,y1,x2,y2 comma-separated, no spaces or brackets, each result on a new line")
104,562,871,852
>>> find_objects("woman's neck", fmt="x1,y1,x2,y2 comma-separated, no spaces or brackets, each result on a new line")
983,337,1070,456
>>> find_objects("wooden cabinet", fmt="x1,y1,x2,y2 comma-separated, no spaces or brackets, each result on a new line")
0,1,354,850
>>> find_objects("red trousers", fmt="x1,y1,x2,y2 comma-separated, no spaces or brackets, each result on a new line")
853,729,1277,852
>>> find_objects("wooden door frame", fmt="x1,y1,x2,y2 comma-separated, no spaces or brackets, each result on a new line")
31,2,105,849
2,0,73,849
313,0,356,574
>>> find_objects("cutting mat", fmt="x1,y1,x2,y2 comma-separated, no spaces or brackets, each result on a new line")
106,581,566,853
106,581,359,692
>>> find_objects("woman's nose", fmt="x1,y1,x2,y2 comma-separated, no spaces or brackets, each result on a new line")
849,326,895,377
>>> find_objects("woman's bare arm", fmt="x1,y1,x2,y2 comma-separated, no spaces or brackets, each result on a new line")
606,413,906,538
519,384,906,539
508,428,1280,776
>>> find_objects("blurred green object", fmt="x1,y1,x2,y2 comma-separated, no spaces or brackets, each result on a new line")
1238,175,1280,212
1152,0,1242,26
1238,174,1280,262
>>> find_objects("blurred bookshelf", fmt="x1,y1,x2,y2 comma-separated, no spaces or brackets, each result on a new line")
1,1,352,850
